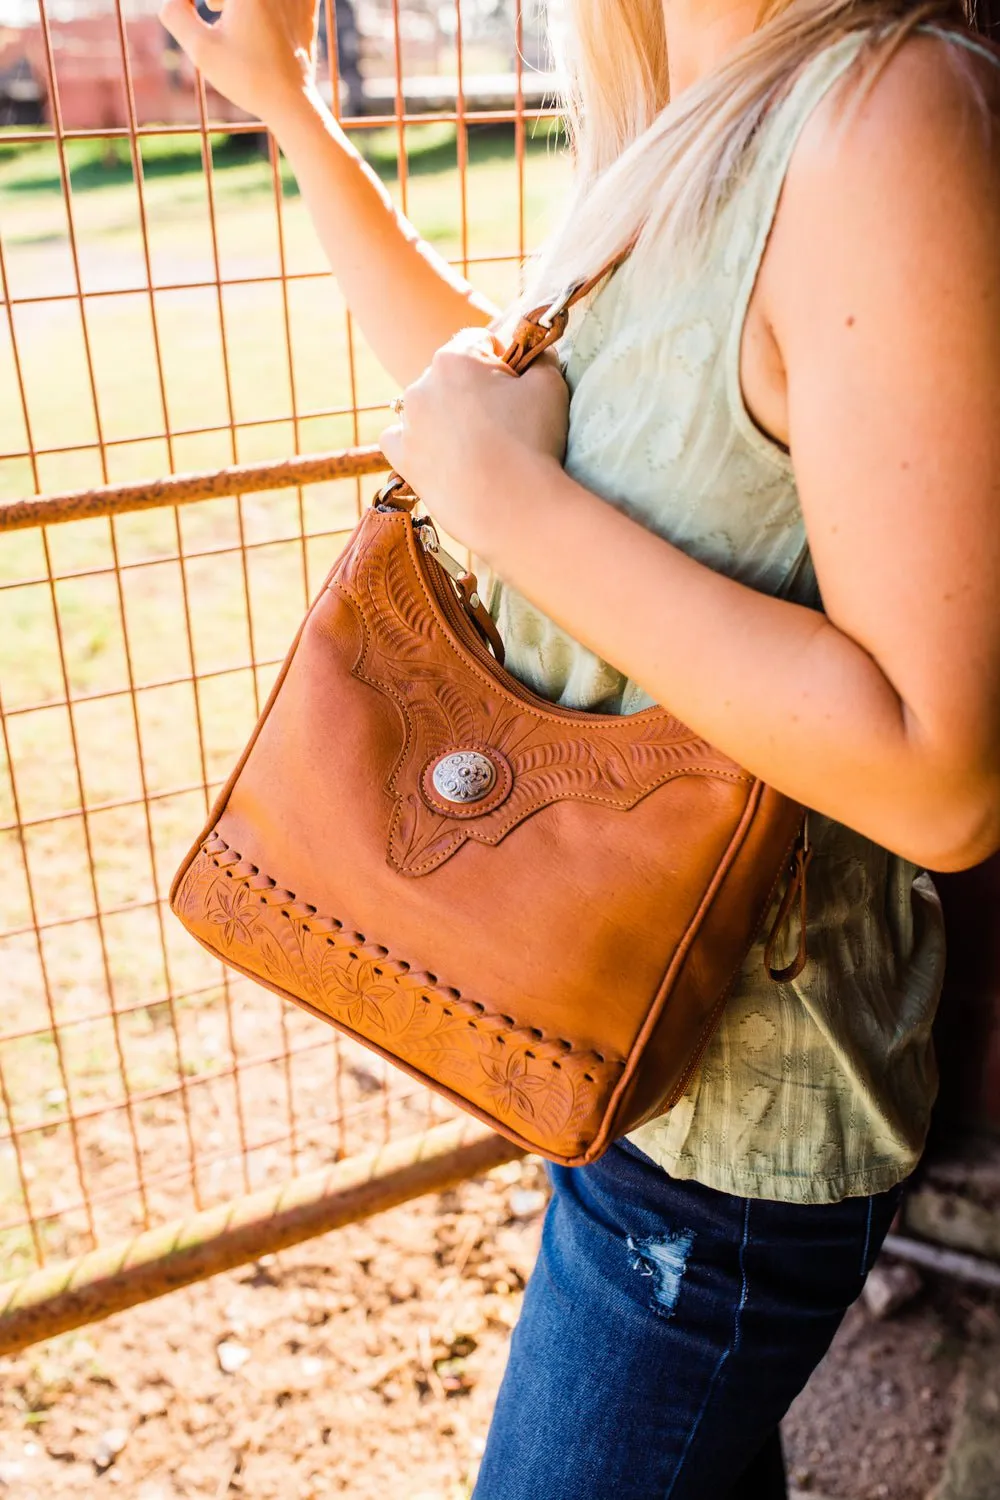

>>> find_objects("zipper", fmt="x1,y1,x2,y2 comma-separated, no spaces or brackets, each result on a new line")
408,515,643,723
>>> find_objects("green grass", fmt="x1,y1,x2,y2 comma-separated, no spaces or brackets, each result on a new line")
0,121,571,500
0,121,572,1274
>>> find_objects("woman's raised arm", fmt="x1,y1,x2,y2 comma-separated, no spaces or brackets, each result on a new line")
159,0,498,386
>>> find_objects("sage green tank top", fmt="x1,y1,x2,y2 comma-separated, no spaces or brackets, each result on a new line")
486,29,985,1203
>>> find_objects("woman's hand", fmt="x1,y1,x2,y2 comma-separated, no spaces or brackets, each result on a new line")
159,0,319,125
379,330,570,554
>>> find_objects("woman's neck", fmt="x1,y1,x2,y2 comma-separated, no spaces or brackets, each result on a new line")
662,0,764,95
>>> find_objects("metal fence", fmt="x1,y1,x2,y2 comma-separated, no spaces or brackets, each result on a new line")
0,0,560,1349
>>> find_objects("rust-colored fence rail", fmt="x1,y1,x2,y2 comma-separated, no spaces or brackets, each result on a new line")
0,0,561,1350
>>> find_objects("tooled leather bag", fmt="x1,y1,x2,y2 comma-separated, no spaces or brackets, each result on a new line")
169,262,812,1167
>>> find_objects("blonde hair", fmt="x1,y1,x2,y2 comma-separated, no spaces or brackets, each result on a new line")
518,0,977,312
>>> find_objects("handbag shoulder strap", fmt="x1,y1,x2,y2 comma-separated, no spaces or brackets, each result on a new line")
376,245,630,516
499,247,631,374
371,243,628,661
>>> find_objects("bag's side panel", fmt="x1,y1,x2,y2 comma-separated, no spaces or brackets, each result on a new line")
598,782,804,1154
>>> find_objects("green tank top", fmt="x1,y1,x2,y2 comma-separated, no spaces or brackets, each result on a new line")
486,29,987,1203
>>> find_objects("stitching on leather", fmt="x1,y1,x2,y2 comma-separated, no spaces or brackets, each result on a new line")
339,515,754,761
334,579,754,875
330,525,753,877
340,578,419,814
198,833,625,1071
389,766,754,875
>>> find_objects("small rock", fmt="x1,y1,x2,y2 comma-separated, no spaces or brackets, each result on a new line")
0,1462,25,1486
241,1256,280,1288
136,1388,169,1419
300,1356,324,1380
491,1160,524,1186
876,1376,900,1409
216,1339,251,1375
351,1237,382,1269
509,1189,547,1220
863,1262,923,1320
223,1298,247,1335
93,1427,128,1471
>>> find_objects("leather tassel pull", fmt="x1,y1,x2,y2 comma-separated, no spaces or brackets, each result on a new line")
763,817,813,983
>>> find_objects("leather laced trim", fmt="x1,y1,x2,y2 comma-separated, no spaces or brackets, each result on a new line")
198,833,625,1074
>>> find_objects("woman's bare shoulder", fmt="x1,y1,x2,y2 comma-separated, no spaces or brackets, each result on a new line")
759,25,1000,344
788,26,1000,209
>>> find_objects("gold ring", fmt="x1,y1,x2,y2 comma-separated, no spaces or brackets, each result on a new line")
390,395,405,416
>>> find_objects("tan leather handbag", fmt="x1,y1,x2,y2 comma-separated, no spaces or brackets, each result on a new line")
169,266,811,1167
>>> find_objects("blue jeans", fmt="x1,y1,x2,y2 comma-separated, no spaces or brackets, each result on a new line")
474,1138,904,1500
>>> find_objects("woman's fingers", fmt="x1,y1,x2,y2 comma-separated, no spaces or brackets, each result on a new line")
436,326,507,364
379,422,404,473
159,0,218,65
158,0,316,123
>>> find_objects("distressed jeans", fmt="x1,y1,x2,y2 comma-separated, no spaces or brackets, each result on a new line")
473,1137,904,1500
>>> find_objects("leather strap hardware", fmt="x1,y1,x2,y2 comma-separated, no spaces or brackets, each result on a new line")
418,522,471,590
415,519,506,665
537,278,589,330
375,473,416,512
763,814,813,983
373,248,633,634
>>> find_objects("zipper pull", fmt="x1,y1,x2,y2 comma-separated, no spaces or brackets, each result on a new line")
418,521,468,586
417,522,506,665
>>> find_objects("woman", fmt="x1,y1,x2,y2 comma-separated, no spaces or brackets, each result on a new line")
160,0,1000,1493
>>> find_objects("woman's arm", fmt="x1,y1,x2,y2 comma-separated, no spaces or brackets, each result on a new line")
159,0,497,385
381,40,1000,872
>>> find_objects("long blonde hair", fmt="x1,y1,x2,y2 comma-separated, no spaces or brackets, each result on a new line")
518,0,978,311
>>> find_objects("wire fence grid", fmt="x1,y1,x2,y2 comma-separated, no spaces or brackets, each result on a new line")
0,0,564,1306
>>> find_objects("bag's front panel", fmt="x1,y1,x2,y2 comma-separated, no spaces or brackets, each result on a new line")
171,511,794,1161
175,716,757,1157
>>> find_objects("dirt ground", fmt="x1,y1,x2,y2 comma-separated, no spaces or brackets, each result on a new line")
1,1149,993,1500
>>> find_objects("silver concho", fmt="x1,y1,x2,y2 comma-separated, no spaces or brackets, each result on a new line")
431,751,497,805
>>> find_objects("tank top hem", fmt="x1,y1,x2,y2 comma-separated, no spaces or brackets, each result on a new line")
628,1140,924,1205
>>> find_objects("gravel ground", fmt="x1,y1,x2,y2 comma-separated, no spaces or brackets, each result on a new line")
0,1156,995,1500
